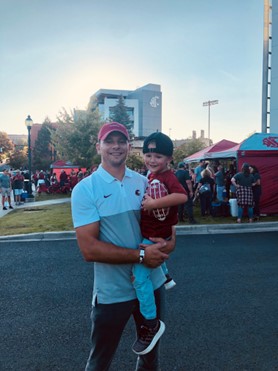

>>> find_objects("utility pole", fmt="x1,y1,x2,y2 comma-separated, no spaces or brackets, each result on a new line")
203,100,219,141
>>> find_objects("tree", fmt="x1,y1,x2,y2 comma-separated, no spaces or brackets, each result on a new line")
52,106,102,168
0,131,14,163
126,153,144,170
32,119,54,170
173,138,207,165
8,148,28,170
110,95,134,140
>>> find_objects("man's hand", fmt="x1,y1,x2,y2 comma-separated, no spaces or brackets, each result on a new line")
148,225,176,254
140,242,169,268
140,226,176,268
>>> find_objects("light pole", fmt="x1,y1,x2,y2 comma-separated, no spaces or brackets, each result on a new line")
203,100,219,141
25,115,34,199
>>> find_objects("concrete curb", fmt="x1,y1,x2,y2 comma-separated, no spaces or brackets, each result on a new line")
0,222,277,242
176,221,278,235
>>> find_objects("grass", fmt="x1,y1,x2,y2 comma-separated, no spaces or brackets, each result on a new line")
0,203,73,236
1,194,278,236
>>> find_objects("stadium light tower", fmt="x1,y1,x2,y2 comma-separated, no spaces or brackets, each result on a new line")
203,100,219,141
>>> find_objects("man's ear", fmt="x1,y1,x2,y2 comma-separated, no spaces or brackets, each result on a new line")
96,142,101,154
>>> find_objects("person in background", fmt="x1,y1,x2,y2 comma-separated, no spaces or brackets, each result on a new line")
59,169,68,186
250,165,262,221
195,168,215,217
225,164,236,199
69,170,78,189
231,163,255,223
175,162,197,224
71,122,176,371
0,169,13,210
215,165,225,201
194,160,205,191
37,170,46,192
12,169,24,205
77,168,84,182
50,173,58,186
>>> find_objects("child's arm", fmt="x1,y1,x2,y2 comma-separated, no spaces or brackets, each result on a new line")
142,192,187,211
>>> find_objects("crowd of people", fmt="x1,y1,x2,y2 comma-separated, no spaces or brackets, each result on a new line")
0,167,93,211
0,159,262,222
173,159,262,223
0,147,262,223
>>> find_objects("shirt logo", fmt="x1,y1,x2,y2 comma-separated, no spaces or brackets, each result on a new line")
104,194,112,198
135,190,141,196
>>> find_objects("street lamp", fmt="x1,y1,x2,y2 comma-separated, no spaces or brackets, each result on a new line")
203,100,219,141
25,115,34,199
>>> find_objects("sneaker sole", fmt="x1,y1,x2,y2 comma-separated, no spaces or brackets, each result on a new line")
132,320,165,355
164,280,176,290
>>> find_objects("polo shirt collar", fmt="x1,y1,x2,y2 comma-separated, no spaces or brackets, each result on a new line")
97,164,133,183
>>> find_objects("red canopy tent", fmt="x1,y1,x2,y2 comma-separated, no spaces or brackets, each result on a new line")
50,160,85,178
185,133,278,215
184,139,238,163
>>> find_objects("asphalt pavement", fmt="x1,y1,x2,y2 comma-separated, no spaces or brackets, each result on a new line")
1,233,278,370
1,197,278,370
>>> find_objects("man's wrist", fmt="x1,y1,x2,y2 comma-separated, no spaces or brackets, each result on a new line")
139,248,145,264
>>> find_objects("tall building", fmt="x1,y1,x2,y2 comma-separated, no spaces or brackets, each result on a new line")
262,0,278,132
88,83,162,138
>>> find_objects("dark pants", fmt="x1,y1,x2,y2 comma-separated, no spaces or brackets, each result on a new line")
85,287,165,371
200,192,213,216
253,188,261,217
178,196,194,221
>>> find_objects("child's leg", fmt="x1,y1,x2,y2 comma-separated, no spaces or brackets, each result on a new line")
161,262,168,275
133,263,156,320
132,238,156,320
132,239,165,356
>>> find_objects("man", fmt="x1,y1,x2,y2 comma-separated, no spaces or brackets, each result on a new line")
12,169,24,205
215,165,225,201
71,122,175,371
0,168,13,210
175,162,197,224
194,160,205,189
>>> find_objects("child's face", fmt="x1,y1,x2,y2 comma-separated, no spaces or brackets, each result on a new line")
144,143,171,174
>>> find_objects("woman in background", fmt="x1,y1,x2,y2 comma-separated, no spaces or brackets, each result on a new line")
231,163,255,223
195,168,215,217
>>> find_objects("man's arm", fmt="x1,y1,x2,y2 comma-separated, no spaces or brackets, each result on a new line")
75,221,169,268
186,179,193,198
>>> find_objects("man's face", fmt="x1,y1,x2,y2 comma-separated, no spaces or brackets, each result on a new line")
96,132,130,169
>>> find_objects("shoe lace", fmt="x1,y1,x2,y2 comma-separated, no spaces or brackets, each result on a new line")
138,325,156,343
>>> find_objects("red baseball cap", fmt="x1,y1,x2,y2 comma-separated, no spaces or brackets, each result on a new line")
98,122,130,141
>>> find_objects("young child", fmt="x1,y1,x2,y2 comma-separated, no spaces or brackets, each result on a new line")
132,132,188,355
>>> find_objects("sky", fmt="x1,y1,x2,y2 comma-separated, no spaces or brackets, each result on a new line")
0,0,264,144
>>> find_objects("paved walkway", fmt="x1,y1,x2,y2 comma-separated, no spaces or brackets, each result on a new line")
0,196,278,241
0,197,71,219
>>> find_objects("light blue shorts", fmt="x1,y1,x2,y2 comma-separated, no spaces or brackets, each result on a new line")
14,189,23,196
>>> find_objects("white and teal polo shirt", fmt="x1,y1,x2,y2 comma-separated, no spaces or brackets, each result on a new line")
71,165,166,305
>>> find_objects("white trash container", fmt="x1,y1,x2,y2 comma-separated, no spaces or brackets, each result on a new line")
229,198,238,217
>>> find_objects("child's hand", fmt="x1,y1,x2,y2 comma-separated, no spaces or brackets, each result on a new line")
141,194,155,211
